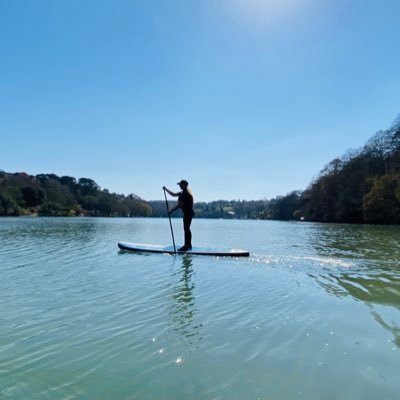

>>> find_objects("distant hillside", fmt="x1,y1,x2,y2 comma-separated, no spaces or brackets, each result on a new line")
2,114,399,224
268,115,400,224
301,116,400,224
0,172,151,217
151,113,400,225
148,199,270,219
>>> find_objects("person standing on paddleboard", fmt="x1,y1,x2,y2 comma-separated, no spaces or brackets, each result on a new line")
163,180,194,252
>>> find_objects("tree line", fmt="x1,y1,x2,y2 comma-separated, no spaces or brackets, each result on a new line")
301,116,400,224
260,115,400,224
148,199,270,219
0,173,151,217
2,114,399,223
178,114,399,224
149,110,398,225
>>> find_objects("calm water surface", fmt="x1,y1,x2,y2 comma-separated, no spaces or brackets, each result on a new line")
1,217,400,399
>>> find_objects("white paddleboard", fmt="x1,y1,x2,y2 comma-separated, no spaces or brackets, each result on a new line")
118,242,250,257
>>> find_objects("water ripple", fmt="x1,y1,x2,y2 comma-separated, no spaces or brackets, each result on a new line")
1,218,400,399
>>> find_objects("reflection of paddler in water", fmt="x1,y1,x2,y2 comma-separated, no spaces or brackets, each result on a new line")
163,180,194,252
170,255,202,343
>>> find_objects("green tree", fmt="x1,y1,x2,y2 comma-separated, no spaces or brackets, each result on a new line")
363,174,400,224
38,201,65,216
78,178,100,197
269,191,302,220
0,192,20,215
81,195,98,211
124,198,152,216
21,186,45,207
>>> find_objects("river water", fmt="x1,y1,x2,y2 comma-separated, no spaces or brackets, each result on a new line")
0,217,399,399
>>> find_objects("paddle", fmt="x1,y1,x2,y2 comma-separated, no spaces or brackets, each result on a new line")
163,188,176,253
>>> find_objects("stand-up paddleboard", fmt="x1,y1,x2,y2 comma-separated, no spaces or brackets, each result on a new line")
118,242,250,257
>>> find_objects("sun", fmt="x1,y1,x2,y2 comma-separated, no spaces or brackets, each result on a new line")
225,0,314,28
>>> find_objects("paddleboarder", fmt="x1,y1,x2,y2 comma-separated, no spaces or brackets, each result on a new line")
163,180,194,252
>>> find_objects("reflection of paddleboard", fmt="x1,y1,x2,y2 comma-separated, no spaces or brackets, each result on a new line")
118,242,250,257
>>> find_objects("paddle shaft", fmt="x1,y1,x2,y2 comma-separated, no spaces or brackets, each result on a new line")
163,188,176,253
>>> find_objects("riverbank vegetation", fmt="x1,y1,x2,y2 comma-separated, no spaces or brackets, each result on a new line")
151,116,400,224
0,173,151,217
2,116,399,223
300,116,400,224
148,199,270,219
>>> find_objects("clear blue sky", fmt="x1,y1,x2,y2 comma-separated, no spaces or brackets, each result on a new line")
1,0,399,201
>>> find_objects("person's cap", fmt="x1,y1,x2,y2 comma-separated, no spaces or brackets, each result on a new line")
177,179,189,186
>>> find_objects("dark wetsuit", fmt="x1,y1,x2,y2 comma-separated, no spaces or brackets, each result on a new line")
178,190,194,248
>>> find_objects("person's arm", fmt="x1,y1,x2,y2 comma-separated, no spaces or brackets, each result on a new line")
169,203,180,214
163,186,179,197
168,197,184,215
169,200,183,214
